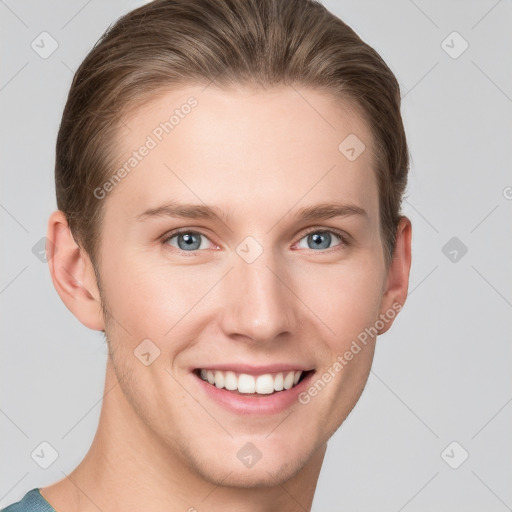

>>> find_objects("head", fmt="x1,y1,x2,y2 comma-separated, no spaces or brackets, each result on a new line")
48,0,411,489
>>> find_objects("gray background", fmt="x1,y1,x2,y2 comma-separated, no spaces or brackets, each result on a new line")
1,0,511,510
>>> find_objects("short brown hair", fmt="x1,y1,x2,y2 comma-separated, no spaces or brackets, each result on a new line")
55,0,409,270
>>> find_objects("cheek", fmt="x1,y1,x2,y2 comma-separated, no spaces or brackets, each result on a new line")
100,251,215,338
294,257,384,348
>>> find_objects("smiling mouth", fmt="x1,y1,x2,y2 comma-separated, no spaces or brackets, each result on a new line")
194,368,313,395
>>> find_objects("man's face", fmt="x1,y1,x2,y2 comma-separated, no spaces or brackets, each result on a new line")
96,85,392,486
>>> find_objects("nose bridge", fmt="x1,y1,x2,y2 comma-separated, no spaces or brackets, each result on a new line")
219,246,295,343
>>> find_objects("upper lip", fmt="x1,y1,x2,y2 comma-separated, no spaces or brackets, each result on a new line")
193,363,314,374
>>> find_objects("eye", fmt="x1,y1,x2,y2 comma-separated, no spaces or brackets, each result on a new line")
162,228,348,254
163,230,213,252
296,230,345,251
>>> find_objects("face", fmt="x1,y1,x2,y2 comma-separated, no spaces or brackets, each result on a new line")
89,85,400,487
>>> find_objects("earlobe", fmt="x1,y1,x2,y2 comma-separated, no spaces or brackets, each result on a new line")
46,210,105,331
378,216,412,335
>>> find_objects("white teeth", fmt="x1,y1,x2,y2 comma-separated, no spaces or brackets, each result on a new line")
224,371,238,390
283,371,295,390
214,370,224,389
255,374,275,394
198,369,305,394
238,374,255,393
274,372,284,391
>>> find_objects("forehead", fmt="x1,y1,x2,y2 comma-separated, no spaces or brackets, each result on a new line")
106,84,378,223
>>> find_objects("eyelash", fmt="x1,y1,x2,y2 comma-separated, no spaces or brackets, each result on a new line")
161,227,351,255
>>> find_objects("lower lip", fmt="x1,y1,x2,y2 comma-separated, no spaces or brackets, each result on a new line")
193,371,315,415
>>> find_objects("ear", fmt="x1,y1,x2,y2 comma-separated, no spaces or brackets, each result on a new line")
377,216,412,335
46,210,105,331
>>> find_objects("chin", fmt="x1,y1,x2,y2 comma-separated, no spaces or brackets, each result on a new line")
194,457,303,489
181,436,319,490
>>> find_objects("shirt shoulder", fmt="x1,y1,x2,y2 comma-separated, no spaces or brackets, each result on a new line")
1,489,56,512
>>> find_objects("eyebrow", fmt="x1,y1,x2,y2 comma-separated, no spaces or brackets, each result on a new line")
135,200,368,223
136,201,231,223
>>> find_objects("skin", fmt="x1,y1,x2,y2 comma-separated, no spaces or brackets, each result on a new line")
42,84,411,511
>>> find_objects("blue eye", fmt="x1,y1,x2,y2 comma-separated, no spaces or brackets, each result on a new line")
296,231,344,250
162,228,347,254
164,231,210,251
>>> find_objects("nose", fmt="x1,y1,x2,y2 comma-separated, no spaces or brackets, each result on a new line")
218,249,297,345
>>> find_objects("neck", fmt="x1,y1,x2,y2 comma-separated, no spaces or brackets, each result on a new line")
41,357,326,512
